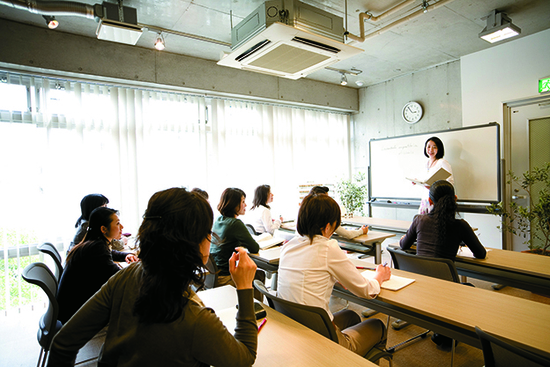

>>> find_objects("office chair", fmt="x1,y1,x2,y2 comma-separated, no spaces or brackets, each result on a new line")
254,280,393,366
387,247,460,366
21,262,63,367
475,326,550,367
204,255,218,289
245,224,260,236
37,242,63,282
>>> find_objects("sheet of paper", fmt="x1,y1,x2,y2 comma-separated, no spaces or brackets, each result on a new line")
361,270,415,291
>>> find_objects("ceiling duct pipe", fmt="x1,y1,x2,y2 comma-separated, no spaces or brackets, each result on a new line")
0,0,95,19
347,0,456,42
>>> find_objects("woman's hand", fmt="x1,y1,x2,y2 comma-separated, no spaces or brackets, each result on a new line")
361,225,369,235
373,264,391,285
229,247,257,290
125,254,138,263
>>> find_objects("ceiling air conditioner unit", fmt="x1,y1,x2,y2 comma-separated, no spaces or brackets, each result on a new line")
218,0,362,80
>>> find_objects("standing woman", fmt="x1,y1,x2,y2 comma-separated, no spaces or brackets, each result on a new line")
57,207,138,324
246,184,281,235
47,188,258,366
210,188,265,299
417,137,454,214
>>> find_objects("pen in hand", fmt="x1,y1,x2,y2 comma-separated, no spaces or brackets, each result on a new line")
258,317,267,332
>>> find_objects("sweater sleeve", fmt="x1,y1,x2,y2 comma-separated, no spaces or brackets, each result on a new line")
192,289,257,367
233,219,260,253
335,225,363,239
400,216,419,251
459,220,487,259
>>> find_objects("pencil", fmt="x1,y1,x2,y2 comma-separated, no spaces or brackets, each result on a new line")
258,317,267,332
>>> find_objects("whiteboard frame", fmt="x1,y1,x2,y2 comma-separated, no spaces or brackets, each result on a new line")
368,123,501,205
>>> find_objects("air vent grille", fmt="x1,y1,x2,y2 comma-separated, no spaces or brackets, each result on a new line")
247,43,330,74
292,36,340,53
235,40,272,62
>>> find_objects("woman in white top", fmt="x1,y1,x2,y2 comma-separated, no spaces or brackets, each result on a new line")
416,137,454,214
277,194,391,357
246,185,281,235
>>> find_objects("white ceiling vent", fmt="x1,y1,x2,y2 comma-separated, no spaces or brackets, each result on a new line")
218,0,362,80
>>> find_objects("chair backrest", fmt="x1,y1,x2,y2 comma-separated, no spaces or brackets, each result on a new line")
475,326,550,367
245,224,260,236
253,280,339,342
37,242,63,281
204,256,218,289
387,247,460,283
21,262,61,349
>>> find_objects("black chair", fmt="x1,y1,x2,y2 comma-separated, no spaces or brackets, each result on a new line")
387,247,459,366
21,262,62,367
245,224,260,236
254,280,393,366
475,326,550,367
37,242,63,282
204,255,218,289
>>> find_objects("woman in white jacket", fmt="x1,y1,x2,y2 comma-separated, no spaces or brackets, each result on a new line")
246,185,281,235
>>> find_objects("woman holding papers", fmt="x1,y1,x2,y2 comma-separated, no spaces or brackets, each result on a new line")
211,187,265,300
416,137,454,214
400,180,486,260
278,194,391,357
48,188,258,367
246,184,281,235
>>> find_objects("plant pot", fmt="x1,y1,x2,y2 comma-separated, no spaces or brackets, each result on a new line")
520,249,550,256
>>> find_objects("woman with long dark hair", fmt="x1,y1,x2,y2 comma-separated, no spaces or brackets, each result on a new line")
48,188,258,366
400,180,486,260
246,184,281,234
57,207,137,323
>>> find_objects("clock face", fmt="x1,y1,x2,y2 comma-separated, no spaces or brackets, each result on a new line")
402,102,423,124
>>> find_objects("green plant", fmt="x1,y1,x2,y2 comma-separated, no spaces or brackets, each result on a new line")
335,172,368,217
487,162,550,254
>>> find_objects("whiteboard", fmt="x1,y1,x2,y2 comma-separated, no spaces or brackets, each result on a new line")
369,123,500,203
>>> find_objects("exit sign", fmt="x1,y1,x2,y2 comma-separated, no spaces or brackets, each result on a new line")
540,77,550,93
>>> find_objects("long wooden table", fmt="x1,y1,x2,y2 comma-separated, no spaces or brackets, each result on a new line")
332,265,550,360
278,222,394,264
455,247,550,296
343,216,412,233
198,285,377,367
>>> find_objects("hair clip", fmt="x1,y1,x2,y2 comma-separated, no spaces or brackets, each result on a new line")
143,215,162,220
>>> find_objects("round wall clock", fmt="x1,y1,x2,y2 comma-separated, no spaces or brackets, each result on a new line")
402,101,423,124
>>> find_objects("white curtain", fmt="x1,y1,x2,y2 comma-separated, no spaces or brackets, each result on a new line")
0,72,350,241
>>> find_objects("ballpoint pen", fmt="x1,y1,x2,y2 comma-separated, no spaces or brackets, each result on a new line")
258,317,267,332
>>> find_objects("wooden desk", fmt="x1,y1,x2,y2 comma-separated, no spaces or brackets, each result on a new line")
198,285,376,367
455,247,550,296
332,266,550,359
279,222,394,264
343,216,412,233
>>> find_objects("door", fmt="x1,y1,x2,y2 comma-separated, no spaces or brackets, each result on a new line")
507,99,550,251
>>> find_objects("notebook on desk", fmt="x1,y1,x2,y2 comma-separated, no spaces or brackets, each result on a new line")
361,270,415,291
253,233,284,250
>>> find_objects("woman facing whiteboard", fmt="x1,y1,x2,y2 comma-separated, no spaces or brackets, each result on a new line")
416,137,454,214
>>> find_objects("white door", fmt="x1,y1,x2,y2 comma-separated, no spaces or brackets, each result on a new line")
507,99,550,251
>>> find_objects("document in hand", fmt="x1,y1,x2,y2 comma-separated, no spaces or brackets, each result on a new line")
361,270,415,291
253,233,284,250
406,167,451,186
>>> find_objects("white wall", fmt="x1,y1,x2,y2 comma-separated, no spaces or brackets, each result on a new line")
461,29,550,127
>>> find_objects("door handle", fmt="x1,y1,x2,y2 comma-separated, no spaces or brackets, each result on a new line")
512,195,527,200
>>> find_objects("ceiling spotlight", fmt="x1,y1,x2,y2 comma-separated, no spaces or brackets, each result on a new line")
355,80,364,87
422,0,429,13
43,15,59,29
479,10,521,43
340,73,348,86
154,33,165,50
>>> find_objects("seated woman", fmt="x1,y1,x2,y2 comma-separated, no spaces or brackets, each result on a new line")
399,180,486,260
57,207,138,324
308,186,368,239
210,188,265,300
47,188,258,367
246,184,281,235
69,194,126,253
277,194,391,357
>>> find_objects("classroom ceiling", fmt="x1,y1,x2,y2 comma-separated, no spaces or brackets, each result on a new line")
1,0,549,88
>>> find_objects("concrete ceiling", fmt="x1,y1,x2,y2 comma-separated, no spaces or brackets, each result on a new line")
1,0,549,88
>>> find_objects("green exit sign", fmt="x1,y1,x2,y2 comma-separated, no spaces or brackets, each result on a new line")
540,77,550,93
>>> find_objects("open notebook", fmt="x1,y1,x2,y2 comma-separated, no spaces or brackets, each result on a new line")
361,270,415,291
406,167,451,186
253,233,284,250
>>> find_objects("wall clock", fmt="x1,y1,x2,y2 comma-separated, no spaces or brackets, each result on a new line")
402,101,423,124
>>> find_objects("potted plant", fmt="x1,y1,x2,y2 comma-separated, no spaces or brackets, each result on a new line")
487,162,550,255
335,172,368,218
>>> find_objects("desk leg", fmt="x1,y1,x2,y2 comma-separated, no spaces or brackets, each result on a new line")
375,242,382,265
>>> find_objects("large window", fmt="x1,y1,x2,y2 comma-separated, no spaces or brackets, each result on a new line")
0,71,350,309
